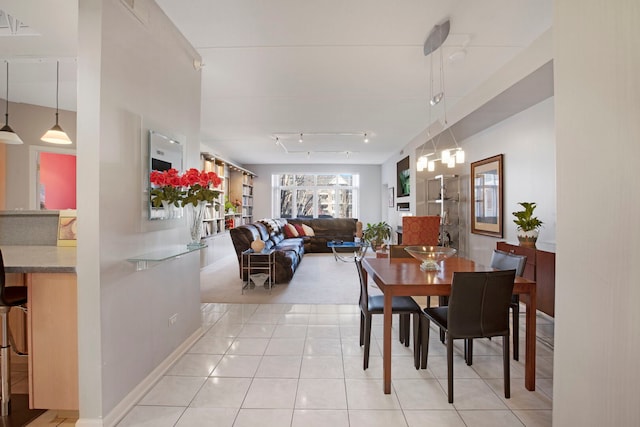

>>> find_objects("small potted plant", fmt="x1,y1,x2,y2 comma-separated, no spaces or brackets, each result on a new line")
363,221,392,250
512,202,543,248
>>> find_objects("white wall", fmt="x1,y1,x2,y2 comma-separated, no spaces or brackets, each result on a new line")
77,0,203,422
382,30,556,262
553,1,640,425
244,163,381,225
2,102,77,209
464,97,555,265
395,97,555,262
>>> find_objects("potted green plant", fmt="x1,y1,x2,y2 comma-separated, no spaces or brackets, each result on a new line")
512,202,543,248
362,221,392,250
224,196,236,214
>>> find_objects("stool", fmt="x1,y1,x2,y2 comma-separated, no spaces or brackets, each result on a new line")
0,250,28,416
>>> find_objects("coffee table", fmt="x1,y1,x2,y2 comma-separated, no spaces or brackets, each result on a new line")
326,240,369,262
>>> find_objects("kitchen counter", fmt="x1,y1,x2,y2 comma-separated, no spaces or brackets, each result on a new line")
1,245,76,273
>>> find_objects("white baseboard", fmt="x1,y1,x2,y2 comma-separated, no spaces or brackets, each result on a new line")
75,327,204,427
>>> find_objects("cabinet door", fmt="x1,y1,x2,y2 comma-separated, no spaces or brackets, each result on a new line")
536,250,556,317
28,273,78,410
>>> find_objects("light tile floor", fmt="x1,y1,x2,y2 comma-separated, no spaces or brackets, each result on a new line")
106,302,553,427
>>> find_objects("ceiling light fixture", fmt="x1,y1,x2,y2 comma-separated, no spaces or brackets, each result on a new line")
299,133,303,143
41,61,72,145
417,19,465,172
0,61,23,145
364,133,369,143
273,131,368,140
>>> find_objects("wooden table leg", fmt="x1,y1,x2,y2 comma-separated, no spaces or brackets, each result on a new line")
524,287,537,391
383,292,392,394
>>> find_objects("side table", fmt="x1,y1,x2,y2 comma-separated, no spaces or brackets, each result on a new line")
241,248,275,293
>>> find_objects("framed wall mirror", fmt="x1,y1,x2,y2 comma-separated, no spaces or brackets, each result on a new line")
471,154,503,237
148,130,183,220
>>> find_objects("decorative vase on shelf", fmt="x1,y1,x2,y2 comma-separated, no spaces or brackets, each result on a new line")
187,200,207,248
161,200,171,220
517,229,539,248
161,200,182,219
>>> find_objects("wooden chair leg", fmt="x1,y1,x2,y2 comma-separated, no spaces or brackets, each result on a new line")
420,316,430,369
439,296,448,343
465,339,473,366
447,334,454,404
503,334,511,398
359,312,365,347
363,314,372,370
512,304,519,361
399,314,405,344
413,313,420,369
403,314,410,347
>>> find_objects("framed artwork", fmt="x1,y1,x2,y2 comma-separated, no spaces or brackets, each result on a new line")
388,187,395,207
471,154,503,237
57,209,78,246
396,156,410,197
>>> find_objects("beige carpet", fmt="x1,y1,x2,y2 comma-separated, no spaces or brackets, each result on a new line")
200,253,366,304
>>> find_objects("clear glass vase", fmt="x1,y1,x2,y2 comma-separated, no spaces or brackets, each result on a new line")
187,200,207,248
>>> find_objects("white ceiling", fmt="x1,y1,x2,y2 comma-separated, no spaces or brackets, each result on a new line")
0,0,552,165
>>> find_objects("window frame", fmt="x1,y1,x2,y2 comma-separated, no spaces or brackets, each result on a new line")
272,173,359,219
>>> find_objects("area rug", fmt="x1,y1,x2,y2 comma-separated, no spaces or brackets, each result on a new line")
200,253,364,304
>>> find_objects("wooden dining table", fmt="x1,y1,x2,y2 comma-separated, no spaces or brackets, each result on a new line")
361,256,537,394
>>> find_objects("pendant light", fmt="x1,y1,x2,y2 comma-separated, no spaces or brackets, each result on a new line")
0,61,23,145
41,61,72,145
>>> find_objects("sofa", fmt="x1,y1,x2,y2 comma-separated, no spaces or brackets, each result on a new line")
229,217,359,283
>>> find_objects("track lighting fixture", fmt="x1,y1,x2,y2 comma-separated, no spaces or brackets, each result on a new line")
272,131,369,158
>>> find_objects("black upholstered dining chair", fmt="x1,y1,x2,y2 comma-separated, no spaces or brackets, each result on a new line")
355,259,422,369
491,249,527,361
420,270,516,403
462,249,527,365
0,249,28,415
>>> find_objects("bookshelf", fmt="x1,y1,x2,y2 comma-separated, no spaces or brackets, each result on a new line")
200,153,256,239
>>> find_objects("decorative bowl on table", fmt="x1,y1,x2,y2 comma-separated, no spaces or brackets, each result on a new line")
404,246,457,271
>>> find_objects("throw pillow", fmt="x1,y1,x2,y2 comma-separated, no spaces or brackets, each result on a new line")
301,224,315,236
283,223,299,238
293,224,306,236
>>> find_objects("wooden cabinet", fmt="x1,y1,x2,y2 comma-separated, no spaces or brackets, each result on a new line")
6,272,78,410
497,242,555,317
28,273,78,410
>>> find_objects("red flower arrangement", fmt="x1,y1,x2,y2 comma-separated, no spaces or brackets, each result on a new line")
150,168,222,208
180,168,222,207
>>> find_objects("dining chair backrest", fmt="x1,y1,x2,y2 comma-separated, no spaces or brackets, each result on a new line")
355,259,369,313
388,245,412,259
401,216,440,246
490,249,526,277
447,270,516,338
